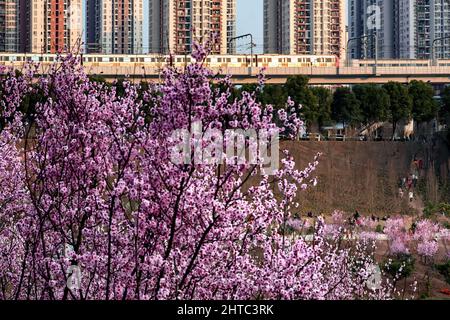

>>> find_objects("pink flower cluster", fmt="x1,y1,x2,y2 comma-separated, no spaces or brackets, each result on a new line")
413,220,440,258
385,217,411,255
384,217,442,260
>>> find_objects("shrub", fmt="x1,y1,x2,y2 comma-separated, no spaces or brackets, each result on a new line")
435,261,450,285
383,254,415,281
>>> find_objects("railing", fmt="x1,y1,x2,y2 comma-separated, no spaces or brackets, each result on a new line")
3,62,450,84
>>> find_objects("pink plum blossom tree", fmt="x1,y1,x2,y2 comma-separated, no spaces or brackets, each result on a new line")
0,49,394,300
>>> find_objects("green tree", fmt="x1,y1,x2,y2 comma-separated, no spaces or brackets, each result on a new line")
383,82,413,139
353,84,390,125
408,80,439,122
331,87,362,127
311,87,332,127
440,86,450,125
240,84,259,94
284,75,319,130
259,85,287,110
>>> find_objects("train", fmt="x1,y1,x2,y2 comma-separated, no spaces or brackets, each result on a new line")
0,53,339,69
2,53,450,71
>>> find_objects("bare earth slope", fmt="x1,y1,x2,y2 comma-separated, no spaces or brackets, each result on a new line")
282,139,449,217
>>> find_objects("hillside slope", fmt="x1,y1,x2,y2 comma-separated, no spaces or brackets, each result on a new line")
281,139,449,217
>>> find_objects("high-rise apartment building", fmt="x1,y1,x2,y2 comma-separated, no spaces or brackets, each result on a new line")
28,0,83,53
263,0,346,57
416,0,450,59
86,0,143,54
348,0,396,59
349,0,450,60
0,0,27,52
148,0,236,55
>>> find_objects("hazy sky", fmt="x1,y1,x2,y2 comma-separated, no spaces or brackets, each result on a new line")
236,0,264,53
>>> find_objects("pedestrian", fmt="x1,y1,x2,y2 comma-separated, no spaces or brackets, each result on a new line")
407,177,413,190
399,188,404,199
409,191,414,202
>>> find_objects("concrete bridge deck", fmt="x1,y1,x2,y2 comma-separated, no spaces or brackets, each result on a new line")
79,65,450,84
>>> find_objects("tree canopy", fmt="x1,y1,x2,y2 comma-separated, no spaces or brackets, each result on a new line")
331,87,362,127
353,84,390,125
383,82,413,137
408,80,439,122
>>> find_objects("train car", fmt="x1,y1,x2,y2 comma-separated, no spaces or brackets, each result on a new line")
0,53,59,65
437,60,450,67
199,54,337,68
349,59,431,68
81,54,169,66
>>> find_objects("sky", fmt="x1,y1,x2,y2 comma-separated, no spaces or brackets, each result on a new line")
236,0,264,53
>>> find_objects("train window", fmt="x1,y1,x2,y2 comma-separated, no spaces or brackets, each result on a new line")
226,58,231,62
